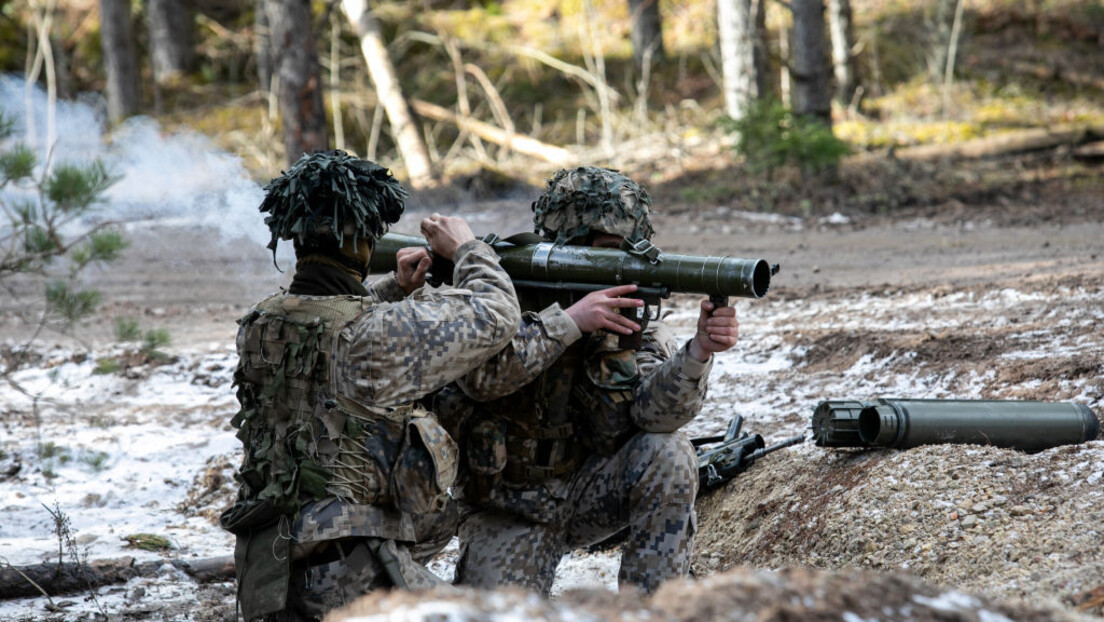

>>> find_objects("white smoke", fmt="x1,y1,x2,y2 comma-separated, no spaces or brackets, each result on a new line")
0,75,103,159
0,75,277,255
104,117,268,246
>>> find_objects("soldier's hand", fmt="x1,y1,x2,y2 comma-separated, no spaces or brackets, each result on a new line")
565,284,644,335
420,213,476,260
688,300,738,362
396,246,431,294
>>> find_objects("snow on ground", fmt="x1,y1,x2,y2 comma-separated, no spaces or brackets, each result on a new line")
4,275,1099,620
0,345,240,567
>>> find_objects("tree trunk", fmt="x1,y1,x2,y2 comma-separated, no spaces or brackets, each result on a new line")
146,0,193,84
791,0,832,128
940,0,967,117
718,0,766,121
826,0,856,107
255,0,272,93
628,0,665,67
927,0,954,83
98,0,140,124
778,9,791,107
263,0,329,163
0,556,234,599
341,0,435,189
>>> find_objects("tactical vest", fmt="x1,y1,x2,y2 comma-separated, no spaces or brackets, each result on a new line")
228,294,394,516
465,330,640,500
225,292,457,521
221,293,459,620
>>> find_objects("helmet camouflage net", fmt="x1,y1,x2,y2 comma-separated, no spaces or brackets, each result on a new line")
259,150,408,257
531,166,655,245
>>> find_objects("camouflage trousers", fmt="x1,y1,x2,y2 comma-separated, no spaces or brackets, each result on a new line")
264,505,457,621
455,431,698,595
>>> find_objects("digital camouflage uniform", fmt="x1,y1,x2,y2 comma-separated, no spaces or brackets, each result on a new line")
452,167,712,595
220,152,520,621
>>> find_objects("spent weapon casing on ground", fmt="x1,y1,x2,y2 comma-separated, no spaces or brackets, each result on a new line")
812,398,1100,452
370,233,774,299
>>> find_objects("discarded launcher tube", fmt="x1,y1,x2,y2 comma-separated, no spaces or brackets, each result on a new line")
811,398,1100,452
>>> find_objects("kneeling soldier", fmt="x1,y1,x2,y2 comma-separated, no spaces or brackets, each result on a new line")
220,150,520,621
452,166,739,594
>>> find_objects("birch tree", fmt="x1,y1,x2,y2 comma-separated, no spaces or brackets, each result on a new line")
927,0,955,83
826,0,856,107
341,0,435,189
718,0,767,121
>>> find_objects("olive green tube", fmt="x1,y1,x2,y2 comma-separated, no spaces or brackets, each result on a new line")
858,399,1100,452
369,233,423,273
370,233,773,299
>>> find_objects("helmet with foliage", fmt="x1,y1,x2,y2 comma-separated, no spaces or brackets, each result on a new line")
259,150,408,258
531,166,654,245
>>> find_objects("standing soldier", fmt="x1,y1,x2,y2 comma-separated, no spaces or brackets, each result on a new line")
451,166,740,594
219,150,520,621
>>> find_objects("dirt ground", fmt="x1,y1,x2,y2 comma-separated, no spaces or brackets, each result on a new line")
2,158,1103,620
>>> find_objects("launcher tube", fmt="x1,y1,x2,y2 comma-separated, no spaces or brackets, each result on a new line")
370,233,773,299
858,399,1100,452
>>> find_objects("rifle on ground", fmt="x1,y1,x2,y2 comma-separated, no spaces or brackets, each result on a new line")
370,232,779,347
694,415,805,493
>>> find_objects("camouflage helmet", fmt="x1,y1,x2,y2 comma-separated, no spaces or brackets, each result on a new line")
531,166,654,245
259,150,407,257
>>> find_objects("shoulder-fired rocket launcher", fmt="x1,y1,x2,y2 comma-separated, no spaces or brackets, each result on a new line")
369,232,778,304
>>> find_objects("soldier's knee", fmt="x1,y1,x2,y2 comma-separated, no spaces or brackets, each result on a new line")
635,432,696,468
631,432,698,499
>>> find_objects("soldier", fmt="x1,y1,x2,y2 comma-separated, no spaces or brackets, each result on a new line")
218,150,520,621
450,166,740,594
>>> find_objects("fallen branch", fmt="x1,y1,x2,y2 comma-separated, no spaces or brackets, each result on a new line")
410,99,573,166
0,556,234,600
1073,140,1104,163
895,125,1104,162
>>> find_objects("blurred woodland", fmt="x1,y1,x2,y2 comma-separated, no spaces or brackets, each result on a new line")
4,0,1104,214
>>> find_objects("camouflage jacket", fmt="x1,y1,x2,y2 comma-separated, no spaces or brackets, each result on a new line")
342,240,520,408
223,239,520,540
455,302,711,521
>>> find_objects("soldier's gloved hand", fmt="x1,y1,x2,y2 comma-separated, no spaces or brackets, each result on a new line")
688,299,739,362
396,246,431,294
421,213,476,260
565,284,644,335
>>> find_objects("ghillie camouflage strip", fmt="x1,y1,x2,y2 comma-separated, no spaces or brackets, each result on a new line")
259,150,408,258
531,166,655,245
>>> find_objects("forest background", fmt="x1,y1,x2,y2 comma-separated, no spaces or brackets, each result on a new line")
6,0,1103,210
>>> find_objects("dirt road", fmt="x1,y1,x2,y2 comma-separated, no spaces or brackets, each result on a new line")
6,191,1098,348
